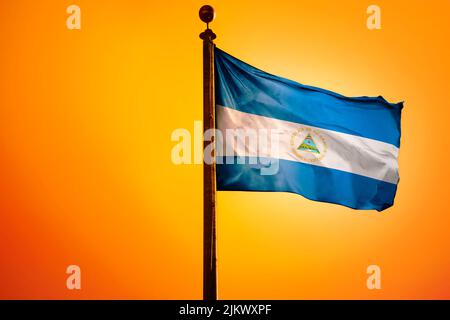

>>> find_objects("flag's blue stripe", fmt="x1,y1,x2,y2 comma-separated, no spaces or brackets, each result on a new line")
215,47,403,147
217,157,397,211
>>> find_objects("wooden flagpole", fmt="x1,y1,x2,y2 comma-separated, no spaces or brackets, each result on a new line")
199,5,217,301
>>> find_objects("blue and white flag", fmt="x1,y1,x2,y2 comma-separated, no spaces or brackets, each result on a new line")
214,48,403,211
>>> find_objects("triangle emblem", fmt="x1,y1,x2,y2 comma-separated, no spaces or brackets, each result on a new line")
297,134,320,154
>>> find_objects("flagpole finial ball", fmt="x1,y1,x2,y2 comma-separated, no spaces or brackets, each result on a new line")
199,5,215,24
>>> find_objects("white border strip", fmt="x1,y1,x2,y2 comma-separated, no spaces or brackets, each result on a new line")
217,105,399,184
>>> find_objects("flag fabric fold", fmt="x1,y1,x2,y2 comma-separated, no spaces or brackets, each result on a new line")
214,47,403,211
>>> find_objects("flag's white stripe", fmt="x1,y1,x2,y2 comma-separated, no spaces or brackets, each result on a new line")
217,105,399,184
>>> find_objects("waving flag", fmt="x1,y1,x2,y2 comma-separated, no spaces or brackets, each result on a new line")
215,48,403,211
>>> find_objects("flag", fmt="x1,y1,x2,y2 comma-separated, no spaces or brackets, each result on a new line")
214,48,403,211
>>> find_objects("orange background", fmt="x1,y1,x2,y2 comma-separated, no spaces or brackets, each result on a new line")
0,0,449,299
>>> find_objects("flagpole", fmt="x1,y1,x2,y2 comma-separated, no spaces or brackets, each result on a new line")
199,5,217,301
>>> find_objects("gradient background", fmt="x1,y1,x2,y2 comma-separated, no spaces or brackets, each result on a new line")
0,0,449,299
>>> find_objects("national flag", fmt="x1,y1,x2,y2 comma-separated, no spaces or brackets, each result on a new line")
214,48,403,211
